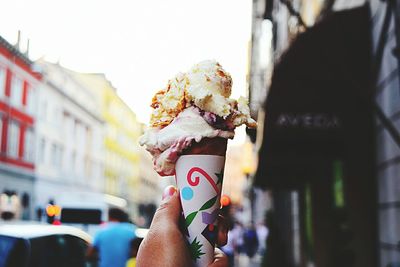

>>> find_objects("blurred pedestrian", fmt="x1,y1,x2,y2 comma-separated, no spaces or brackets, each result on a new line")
256,222,269,255
243,222,259,259
126,237,142,267
87,207,136,267
229,221,244,256
136,185,229,267
220,221,235,267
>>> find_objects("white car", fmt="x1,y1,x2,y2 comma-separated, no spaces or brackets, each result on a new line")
0,223,92,267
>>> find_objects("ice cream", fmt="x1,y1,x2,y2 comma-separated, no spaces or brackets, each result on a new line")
139,60,256,176
140,60,257,266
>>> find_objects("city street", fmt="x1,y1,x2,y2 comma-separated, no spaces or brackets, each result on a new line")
1,0,400,266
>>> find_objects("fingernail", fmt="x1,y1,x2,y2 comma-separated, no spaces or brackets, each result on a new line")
162,185,177,201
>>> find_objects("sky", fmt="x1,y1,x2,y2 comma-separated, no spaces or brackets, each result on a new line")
0,0,253,140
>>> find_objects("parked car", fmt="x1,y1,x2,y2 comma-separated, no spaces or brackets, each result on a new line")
0,223,92,267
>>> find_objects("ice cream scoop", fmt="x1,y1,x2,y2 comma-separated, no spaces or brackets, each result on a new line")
139,107,234,175
139,60,256,176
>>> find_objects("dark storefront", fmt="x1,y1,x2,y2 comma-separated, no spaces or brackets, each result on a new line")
255,6,378,267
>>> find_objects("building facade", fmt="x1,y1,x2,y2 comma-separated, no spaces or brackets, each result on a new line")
76,73,145,221
0,35,161,225
364,0,400,265
138,145,161,226
0,36,41,220
34,61,105,219
250,0,400,266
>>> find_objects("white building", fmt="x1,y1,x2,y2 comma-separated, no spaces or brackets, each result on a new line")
0,36,41,221
34,60,105,219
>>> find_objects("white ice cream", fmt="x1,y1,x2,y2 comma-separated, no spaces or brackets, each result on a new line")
140,60,256,176
139,107,234,175
185,60,234,118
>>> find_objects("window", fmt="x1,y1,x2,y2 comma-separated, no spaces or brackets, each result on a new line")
71,152,76,173
0,236,29,267
0,116,2,148
38,138,46,164
62,149,68,171
26,86,36,114
7,121,20,158
51,145,63,168
10,76,23,107
24,128,35,162
48,103,54,124
29,235,88,267
58,146,63,168
75,122,84,149
77,154,84,176
0,67,6,97
52,107,62,127
85,127,92,154
85,157,91,178
40,100,47,121
51,144,57,167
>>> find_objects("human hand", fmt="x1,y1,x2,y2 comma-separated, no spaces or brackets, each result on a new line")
136,186,228,267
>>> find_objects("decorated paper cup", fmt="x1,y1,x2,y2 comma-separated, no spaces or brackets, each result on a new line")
176,138,227,267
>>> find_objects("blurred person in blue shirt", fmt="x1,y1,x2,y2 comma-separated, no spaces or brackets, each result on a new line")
87,208,136,267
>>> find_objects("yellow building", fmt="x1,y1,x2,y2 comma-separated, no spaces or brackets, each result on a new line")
76,73,141,219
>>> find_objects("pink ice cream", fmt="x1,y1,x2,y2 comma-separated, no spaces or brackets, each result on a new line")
139,60,256,176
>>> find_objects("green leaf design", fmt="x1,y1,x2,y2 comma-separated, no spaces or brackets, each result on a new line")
215,171,224,185
190,237,205,260
199,196,217,211
185,211,198,227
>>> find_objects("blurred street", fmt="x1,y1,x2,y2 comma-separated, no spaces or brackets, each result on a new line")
1,0,400,266
236,254,262,267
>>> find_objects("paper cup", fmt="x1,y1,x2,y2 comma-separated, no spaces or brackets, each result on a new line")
176,154,226,267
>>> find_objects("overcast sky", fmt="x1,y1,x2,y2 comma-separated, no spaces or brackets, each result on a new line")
0,0,252,132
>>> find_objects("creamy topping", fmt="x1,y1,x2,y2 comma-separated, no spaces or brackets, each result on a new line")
232,97,257,128
185,60,233,118
140,60,256,176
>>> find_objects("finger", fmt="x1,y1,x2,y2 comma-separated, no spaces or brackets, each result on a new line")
137,186,190,267
208,248,228,267
216,215,228,247
151,185,181,227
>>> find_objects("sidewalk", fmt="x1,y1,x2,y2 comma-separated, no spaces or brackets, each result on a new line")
234,253,262,267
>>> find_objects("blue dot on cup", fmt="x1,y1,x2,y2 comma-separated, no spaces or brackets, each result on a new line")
182,187,194,200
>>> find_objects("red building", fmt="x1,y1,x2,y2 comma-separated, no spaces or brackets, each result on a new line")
0,35,41,220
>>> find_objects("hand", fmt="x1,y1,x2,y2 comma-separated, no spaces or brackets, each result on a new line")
136,186,229,267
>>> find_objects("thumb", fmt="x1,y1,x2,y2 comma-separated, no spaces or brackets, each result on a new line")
151,186,181,228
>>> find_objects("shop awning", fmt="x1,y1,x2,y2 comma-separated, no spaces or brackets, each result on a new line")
254,5,374,189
